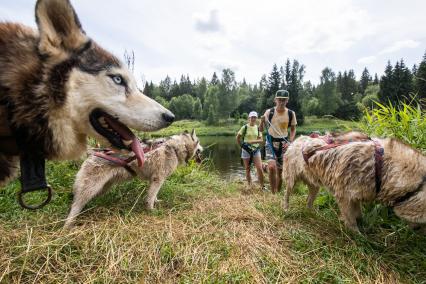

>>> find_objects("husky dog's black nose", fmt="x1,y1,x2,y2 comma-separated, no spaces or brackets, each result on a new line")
162,112,175,124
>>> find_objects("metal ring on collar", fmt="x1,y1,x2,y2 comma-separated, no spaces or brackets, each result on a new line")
18,185,52,210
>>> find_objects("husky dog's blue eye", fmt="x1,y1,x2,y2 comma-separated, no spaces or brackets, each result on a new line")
109,74,125,86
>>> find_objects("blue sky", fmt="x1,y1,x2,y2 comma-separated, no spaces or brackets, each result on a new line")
1,0,425,86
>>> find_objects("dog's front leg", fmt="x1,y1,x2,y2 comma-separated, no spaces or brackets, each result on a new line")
306,185,320,209
145,176,165,210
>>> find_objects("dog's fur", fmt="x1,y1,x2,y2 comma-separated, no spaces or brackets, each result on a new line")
283,132,426,232
0,0,174,186
64,130,203,228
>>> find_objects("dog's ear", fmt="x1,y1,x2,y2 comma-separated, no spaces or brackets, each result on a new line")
191,129,198,141
36,0,89,56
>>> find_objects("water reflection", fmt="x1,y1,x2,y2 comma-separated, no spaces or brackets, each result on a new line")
199,136,247,180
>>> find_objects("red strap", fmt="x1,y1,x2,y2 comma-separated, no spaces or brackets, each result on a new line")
373,139,384,193
303,141,350,162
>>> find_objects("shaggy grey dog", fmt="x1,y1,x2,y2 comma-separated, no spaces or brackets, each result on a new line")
283,132,426,232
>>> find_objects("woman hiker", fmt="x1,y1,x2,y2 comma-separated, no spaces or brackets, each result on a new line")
236,111,265,190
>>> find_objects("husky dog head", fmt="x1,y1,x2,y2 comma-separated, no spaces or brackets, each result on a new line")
176,129,203,163
34,0,174,164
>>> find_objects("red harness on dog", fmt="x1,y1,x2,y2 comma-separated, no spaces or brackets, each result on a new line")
302,133,385,193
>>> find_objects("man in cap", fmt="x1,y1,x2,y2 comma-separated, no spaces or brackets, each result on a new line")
236,111,265,190
259,90,297,193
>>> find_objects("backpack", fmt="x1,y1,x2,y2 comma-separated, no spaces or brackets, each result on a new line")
268,107,294,127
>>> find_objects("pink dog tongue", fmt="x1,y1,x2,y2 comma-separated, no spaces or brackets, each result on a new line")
104,116,145,167
131,137,145,168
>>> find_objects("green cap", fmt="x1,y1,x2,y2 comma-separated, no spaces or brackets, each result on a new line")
275,90,289,99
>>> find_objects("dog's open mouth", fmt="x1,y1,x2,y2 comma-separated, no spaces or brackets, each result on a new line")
195,149,202,163
89,108,144,167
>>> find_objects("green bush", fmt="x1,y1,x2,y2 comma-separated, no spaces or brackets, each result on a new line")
359,100,426,151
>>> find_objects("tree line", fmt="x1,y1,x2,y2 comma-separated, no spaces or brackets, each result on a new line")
142,52,426,125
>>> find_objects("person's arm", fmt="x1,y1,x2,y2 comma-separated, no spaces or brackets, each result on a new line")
236,133,242,146
289,126,296,142
258,110,269,132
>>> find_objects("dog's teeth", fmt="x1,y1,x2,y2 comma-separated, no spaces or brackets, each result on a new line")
123,140,132,146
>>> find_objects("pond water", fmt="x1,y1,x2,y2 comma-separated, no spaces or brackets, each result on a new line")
199,136,250,180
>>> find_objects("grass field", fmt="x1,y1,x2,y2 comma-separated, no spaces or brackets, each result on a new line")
146,116,358,137
1,117,425,283
1,159,425,283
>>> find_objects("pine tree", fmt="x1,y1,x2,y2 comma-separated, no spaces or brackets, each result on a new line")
360,67,372,95
373,73,379,84
219,68,237,118
335,69,359,119
266,64,281,108
415,51,426,102
194,77,207,104
210,72,219,85
159,75,172,99
286,60,305,124
284,59,291,86
379,61,394,103
143,81,153,98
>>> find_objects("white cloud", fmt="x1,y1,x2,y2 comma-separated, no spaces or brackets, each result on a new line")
379,40,421,55
357,56,377,65
1,0,425,85
194,9,222,33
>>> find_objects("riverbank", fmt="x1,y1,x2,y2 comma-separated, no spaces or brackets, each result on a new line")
147,116,358,138
1,161,425,282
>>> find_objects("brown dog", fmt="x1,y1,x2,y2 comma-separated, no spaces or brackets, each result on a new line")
283,132,426,232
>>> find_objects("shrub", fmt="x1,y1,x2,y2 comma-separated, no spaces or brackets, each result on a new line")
359,100,426,151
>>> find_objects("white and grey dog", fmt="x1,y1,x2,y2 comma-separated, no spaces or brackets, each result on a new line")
64,130,203,228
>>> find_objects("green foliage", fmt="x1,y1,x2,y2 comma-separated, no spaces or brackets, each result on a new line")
168,94,195,120
203,85,220,122
154,96,169,110
360,84,380,110
193,98,203,120
359,100,426,151
207,105,218,125
316,68,340,116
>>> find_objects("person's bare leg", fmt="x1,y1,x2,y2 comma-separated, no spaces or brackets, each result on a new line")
253,155,264,189
243,158,252,186
268,160,277,193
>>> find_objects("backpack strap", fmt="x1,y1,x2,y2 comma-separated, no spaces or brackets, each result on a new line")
268,107,275,123
241,124,248,142
288,109,294,126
